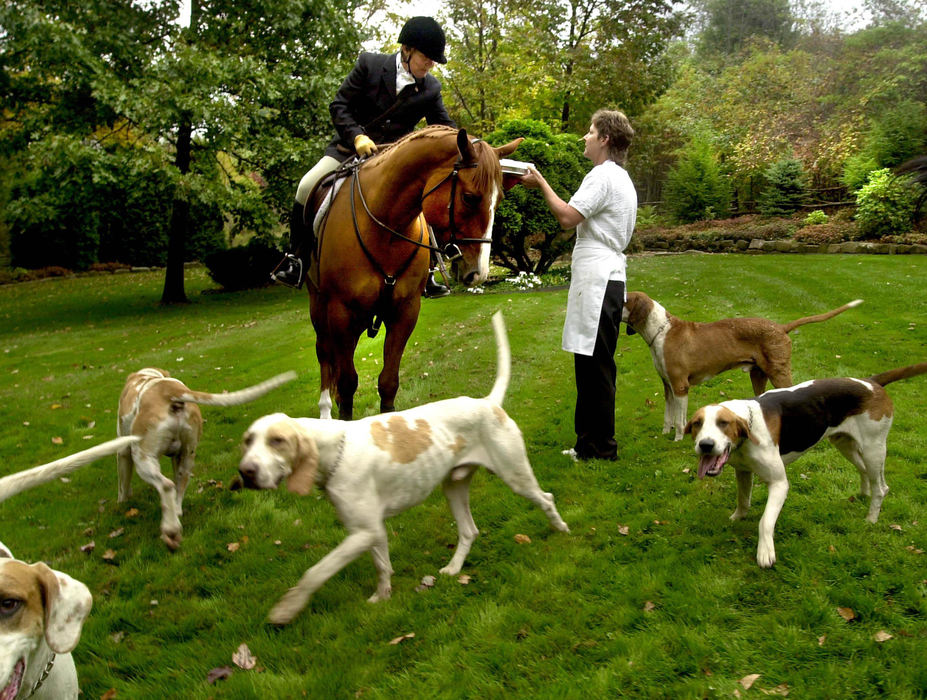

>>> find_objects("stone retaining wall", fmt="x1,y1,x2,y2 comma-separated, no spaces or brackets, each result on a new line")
642,238,927,255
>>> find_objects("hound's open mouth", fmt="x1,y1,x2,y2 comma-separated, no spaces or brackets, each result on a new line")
697,449,729,479
1,659,25,700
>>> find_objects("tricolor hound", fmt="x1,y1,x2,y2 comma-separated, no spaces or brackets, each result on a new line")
0,436,137,700
685,362,927,568
237,312,569,625
117,368,296,549
622,291,862,440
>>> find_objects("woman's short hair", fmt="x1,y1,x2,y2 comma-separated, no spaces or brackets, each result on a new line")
592,109,634,165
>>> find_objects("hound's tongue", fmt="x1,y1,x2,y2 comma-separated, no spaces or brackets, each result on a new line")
698,450,729,479
0,659,24,700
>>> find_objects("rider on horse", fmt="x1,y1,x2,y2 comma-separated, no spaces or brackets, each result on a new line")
273,16,456,297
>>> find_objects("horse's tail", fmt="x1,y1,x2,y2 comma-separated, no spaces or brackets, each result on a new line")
487,311,511,406
780,299,863,333
172,371,297,407
0,436,140,504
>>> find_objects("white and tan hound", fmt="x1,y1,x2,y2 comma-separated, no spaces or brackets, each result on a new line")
622,291,862,440
236,312,569,624
117,368,296,549
685,362,927,568
0,437,136,700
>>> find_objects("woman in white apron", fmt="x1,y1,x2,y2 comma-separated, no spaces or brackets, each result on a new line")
520,109,637,460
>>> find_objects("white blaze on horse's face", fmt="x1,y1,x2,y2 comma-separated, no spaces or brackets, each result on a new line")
475,184,499,284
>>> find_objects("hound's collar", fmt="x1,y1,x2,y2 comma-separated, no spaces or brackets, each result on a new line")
642,318,671,347
317,435,347,490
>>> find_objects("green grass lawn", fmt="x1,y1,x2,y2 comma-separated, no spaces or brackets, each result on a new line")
1,253,926,699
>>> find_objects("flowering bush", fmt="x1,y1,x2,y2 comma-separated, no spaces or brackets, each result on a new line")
504,271,543,291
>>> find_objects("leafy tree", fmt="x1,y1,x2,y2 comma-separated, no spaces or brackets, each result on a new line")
442,0,686,134
693,0,797,58
663,138,731,223
487,119,587,273
1,0,363,300
758,157,808,215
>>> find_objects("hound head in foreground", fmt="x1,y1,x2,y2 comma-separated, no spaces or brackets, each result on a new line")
684,405,758,479
0,556,92,697
239,413,319,496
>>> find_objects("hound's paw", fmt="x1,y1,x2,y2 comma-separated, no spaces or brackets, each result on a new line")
729,508,748,522
756,543,776,568
267,589,308,625
439,563,462,576
161,531,182,551
673,433,685,442
367,587,392,603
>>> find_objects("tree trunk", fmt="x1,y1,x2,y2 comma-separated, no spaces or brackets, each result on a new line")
161,116,192,304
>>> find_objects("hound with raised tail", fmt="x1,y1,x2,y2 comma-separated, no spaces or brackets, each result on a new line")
237,311,569,625
117,368,297,549
0,437,136,700
621,292,863,440
684,362,927,568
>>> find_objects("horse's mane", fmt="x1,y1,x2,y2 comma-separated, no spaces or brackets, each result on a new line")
367,125,502,195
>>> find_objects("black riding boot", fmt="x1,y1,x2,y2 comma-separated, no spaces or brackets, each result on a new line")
271,202,307,288
424,269,450,298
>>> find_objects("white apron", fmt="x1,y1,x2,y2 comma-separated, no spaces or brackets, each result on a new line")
562,240,626,356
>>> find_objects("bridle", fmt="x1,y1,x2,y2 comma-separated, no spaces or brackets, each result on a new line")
348,148,493,267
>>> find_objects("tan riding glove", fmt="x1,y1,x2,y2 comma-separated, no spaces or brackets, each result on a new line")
354,134,378,158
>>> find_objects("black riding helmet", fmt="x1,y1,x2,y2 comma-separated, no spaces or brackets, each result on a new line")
398,16,447,64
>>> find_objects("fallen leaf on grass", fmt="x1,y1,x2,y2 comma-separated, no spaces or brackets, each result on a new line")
125,508,139,518
761,684,790,696
874,630,893,642
618,525,630,536
207,667,233,684
514,534,531,544
739,673,761,690
415,575,436,592
233,643,257,670
890,524,903,532
837,607,856,622
50,403,62,410
817,635,826,646
80,541,95,553
101,689,118,700
458,574,471,585
388,632,415,645
102,549,116,562
643,601,656,612
227,542,240,552
905,545,924,554
108,528,124,539
51,437,63,445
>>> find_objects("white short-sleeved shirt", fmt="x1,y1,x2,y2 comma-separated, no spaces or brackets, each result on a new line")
562,160,637,355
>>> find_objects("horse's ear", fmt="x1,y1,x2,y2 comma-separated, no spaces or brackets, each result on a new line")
457,128,477,165
494,137,523,158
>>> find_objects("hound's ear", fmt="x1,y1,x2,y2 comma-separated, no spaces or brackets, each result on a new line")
736,416,760,445
287,428,319,496
457,128,477,165
683,419,694,435
35,562,92,654
683,409,704,437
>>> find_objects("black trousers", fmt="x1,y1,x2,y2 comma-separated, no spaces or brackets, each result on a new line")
573,279,625,460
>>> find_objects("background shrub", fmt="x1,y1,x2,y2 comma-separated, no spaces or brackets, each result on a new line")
663,138,731,223
203,238,280,290
855,168,918,239
758,157,808,215
802,209,828,226
487,119,587,273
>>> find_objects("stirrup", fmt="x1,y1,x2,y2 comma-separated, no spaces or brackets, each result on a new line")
270,254,304,289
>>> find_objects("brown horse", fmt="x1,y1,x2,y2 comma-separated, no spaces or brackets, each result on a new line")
307,126,522,420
